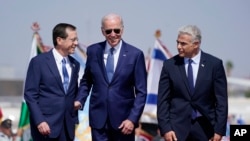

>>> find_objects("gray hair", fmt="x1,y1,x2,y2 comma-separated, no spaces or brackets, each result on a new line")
178,25,202,43
101,13,124,28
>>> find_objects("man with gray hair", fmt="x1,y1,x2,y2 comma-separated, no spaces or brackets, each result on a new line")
157,25,228,141
75,13,147,141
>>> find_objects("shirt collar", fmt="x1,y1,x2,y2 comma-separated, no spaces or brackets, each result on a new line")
52,48,68,63
105,40,122,53
184,50,201,64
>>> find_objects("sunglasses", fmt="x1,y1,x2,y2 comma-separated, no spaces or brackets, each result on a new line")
104,29,121,34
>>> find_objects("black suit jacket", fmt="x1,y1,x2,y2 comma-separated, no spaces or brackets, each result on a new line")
157,51,228,140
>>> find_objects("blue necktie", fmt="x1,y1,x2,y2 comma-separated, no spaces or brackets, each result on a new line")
106,48,115,82
188,59,194,94
187,59,196,119
62,58,69,93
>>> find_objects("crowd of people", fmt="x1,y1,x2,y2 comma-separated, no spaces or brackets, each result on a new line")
2,13,230,141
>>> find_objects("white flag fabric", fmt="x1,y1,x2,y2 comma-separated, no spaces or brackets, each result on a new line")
141,39,172,124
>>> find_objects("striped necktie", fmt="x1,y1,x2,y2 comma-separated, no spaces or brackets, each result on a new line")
62,58,69,93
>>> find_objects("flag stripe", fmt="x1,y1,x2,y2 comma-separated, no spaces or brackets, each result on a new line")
141,39,172,124
152,49,167,60
18,102,30,127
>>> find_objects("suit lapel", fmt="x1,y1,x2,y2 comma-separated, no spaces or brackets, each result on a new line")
45,51,64,91
96,42,109,82
112,42,127,82
99,41,128,83
68,56,78,91
195,52,207,92
177,56,193,96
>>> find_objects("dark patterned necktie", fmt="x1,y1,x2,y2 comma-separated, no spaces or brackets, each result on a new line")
62,58,69,93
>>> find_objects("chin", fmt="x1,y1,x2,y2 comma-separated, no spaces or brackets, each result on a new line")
179,54,184,57
69,50,75,54
109,40,120,46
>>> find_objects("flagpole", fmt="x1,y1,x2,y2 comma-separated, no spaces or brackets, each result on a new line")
155,29,173,58
31,22,40,33
154,29,161,39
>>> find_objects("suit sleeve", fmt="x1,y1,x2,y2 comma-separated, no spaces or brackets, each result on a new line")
157,61,172,136
76,50,93,108
24,58,45,125
128,51,147,124
214,60,228,135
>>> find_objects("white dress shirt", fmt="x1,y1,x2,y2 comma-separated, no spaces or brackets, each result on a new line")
52,48,72,83
184,50,201,87
104,40,122,72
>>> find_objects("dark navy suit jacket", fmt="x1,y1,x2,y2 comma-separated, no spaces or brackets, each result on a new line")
157,51,228,140
76,40,147,129
24,50,80,139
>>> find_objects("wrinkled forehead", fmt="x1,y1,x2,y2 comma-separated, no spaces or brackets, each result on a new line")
103,19,122,28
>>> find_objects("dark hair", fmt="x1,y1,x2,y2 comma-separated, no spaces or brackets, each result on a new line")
52,23,76,46
0,119,12,129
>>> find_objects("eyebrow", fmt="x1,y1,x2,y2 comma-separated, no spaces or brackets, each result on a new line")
176,40,188,45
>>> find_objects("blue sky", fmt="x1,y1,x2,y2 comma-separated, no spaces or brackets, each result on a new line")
1,0,250,79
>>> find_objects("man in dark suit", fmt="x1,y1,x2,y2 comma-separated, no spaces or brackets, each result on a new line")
75,13,147,141
24,23,80,141
157,25,228,141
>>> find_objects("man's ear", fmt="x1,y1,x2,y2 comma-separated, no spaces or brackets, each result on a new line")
193,41,200,49
57,37,63,45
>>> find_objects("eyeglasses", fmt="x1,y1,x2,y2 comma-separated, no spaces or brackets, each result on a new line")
68,37,78,42
61,37,78,42
104,29,121,35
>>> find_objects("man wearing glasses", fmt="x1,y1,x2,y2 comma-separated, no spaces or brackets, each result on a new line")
75,13,147,141
24,23,80,141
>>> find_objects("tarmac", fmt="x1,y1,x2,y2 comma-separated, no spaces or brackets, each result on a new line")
1,96,250,133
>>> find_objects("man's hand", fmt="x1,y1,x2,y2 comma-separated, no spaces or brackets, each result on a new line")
163,131,177,141
74,101,82,110
118,119,134,135
37,122,50,136
209,133,222,141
